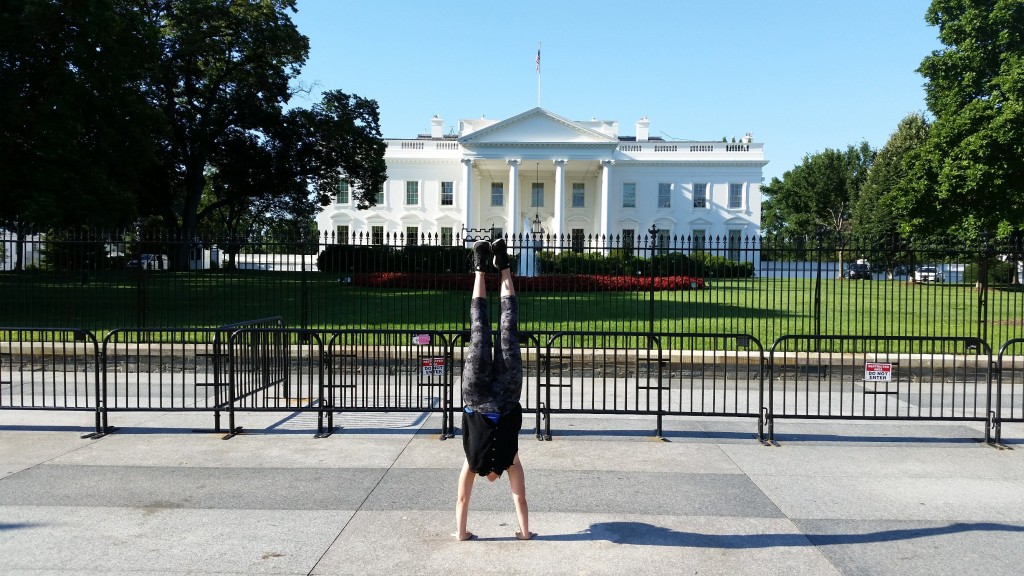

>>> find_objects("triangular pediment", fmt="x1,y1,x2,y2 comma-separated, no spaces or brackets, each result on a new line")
459,108,618,145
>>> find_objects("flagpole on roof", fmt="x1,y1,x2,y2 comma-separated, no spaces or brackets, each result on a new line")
536,42,541,107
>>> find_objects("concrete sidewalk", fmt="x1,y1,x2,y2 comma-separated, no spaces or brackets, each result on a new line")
2,409,1024,575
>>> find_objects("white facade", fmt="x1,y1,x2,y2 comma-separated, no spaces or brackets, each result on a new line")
316,107,765,249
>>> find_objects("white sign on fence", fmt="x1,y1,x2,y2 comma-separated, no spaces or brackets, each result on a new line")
864,362,893,382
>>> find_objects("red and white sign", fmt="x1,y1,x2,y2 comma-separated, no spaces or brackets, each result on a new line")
421,357,445,376
864,362,892,382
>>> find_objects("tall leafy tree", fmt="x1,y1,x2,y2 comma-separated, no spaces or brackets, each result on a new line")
762,143,875,240
0,0,161,267
853,113,931,243
901,0,1024,239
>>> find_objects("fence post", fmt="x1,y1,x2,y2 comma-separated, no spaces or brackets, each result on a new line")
813,229,823,345
978,231,990,344
648,225,658,347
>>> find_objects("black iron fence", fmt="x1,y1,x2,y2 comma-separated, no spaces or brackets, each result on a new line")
2,229,1021,347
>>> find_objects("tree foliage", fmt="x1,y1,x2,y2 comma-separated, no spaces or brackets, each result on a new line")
903,0,1024,239
761,142,875,241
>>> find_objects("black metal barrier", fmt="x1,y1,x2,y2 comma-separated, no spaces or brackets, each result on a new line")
766,335,995,444
325,329,457,438
100,317,283,435
0,328,103,436
536,332,764,440
995,339,1024,444
7,325,1024,446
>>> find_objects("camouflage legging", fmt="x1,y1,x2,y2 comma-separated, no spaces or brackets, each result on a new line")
461,295,522,413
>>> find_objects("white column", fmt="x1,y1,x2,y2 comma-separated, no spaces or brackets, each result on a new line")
553,159,566,242
461,159,474,233
507,159,521,238
599,160,614,241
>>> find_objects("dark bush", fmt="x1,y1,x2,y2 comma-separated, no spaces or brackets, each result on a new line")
964,260,1017,285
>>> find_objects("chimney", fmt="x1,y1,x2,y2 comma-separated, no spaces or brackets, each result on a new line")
636,117,650,142
431,115,443,139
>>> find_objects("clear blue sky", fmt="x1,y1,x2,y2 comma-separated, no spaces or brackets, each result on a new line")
290,0,940,183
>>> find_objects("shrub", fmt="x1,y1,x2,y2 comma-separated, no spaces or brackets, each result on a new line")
964,260,1018,285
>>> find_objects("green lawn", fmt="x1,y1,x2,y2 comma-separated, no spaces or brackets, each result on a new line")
1,271,1021,347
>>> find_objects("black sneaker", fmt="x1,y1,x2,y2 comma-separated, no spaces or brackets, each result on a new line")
473,240,491,272
491,237,510,271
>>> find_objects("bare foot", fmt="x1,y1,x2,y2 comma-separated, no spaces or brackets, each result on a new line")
456,531,476,541
515,530,536,540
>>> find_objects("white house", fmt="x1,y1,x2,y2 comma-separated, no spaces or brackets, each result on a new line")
316,107,765,256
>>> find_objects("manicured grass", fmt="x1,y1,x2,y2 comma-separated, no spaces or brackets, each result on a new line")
1,271,1021,347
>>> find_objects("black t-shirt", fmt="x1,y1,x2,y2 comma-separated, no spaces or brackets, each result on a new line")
462,403,523,477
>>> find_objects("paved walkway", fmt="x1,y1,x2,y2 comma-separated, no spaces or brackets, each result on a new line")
2,409,1024,575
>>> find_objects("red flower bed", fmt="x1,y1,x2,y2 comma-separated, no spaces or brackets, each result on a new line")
350,273,705,292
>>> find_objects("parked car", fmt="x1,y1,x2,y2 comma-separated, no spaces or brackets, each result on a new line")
845,262,871,280
127,253,169,270
914,265,944,283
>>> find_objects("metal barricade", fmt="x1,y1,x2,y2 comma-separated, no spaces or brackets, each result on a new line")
767,335,994,443
537,332,763,439
995,338,1024,444
0,328,102,436
226,328,324,437
324,330,455,438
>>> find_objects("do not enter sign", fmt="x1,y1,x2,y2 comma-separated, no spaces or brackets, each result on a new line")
865,362,893,382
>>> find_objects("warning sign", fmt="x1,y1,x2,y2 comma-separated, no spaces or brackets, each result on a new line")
864,362,892,382
421,357,445,376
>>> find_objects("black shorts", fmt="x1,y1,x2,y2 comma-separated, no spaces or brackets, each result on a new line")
462,403,523,477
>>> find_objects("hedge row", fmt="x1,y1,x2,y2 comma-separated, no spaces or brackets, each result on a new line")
348,272,705,292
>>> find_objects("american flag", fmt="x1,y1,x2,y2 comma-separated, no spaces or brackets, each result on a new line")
536,47,541,73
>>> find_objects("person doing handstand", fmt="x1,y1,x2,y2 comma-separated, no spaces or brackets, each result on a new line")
455,237,534,541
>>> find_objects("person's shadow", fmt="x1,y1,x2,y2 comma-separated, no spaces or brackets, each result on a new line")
537,521,1024,548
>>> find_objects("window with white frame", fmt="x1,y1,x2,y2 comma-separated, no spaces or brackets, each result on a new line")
656,229,671,255
337,181,350,204
531,182,544,208
728,229,742,260
658,183,671,208
371,225,384,245
406,226,418,246
405,181,419,205
571,183,585,208
374,185,384,205
623,182,636,208
693,183,707,208
336,225,349,245
691,228,706,251
728,183,743,209
621,229,635,256
440,181,454,206
491,183,503,207
490,227,503,240
441,226,453,246
571,228,585,253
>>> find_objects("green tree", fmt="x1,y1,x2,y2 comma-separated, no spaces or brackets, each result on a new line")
762,143,875,240
901,0,1024,239
0,0,162,268
854,114,930,243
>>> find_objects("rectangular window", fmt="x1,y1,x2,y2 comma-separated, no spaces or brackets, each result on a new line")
658,183,671,208
491,182,503,207
440,226,453,246
336,225,349,245
490,227,503,240
406,226,418,246
571,183,585,208
623,183,636,208
656,229,671,255
531,182,544,208
728,229,742,260
337,181,350,204
441,181,454,206
571,228,585,253
405,181,419,205
693,183,707,208
729,183,743,209
374,185,385,205
371,225,384,245
691,229,706,251
621,229,635,256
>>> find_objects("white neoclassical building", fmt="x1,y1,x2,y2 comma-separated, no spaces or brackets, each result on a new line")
317,107,765,253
